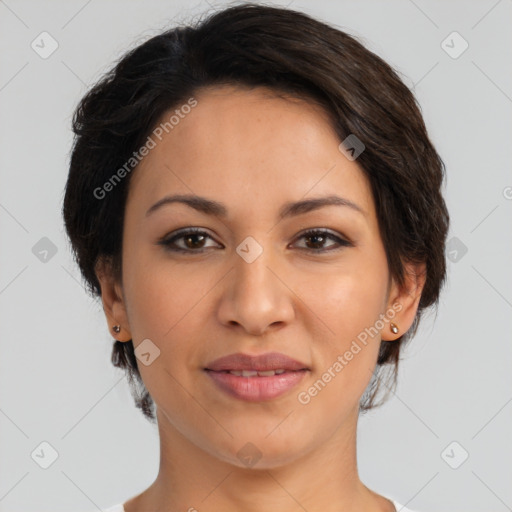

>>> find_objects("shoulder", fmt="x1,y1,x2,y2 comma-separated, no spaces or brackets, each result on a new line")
102,505,124,512
391,500,421,512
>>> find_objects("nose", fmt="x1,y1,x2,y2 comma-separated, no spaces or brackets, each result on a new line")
216,243,295,336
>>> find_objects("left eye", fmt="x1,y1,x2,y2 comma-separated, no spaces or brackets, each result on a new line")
158,228,352,253
294,229,352,251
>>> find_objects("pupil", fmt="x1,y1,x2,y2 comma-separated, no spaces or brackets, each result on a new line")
187,234,205,248
308,234,323,248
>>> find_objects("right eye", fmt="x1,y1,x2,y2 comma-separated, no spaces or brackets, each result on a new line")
158,228,220,253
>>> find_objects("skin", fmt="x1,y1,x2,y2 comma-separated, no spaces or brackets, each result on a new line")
96,85,425,512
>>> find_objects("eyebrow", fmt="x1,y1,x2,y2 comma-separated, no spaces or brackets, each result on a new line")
145,193,366,220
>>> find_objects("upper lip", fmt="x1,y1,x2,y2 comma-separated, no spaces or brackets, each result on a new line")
205,352,309,372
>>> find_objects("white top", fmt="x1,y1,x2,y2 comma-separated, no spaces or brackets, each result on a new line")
103,497,419,511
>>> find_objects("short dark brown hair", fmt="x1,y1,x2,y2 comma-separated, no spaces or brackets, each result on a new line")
62,3,449,422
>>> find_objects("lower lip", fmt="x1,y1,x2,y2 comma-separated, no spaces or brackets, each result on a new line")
205,370,308,401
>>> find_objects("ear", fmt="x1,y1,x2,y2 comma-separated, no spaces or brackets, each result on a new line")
381,260,426,341
95,257,132,342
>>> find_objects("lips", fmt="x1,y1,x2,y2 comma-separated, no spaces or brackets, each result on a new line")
206,368,308,401
205,351,309,373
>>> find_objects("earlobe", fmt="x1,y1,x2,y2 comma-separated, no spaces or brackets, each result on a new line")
383,261,426,341
111,323,131,342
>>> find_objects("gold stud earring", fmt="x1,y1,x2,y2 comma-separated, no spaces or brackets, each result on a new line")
390,322,399,334
112,325,121,334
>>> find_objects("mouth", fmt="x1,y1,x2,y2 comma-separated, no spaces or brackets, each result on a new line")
203,351,310,401
204,367,309,401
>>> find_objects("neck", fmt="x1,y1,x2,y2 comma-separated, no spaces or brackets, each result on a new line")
124,406,395,512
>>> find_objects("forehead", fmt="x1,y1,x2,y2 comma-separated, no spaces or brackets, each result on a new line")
126,85,374,223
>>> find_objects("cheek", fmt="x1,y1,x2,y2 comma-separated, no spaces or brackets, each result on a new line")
295,257,388,404
122,259,204,414
122,251,214,381
298,254,389,344
123,243,201,338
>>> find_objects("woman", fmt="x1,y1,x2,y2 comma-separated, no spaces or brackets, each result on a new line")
63,4,449,511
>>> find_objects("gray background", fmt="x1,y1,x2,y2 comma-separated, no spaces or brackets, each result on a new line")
0,1,511,511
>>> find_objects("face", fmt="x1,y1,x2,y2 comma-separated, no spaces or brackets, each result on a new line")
97,85,423,469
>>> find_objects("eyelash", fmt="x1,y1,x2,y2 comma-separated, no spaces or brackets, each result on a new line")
158,227,353,254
